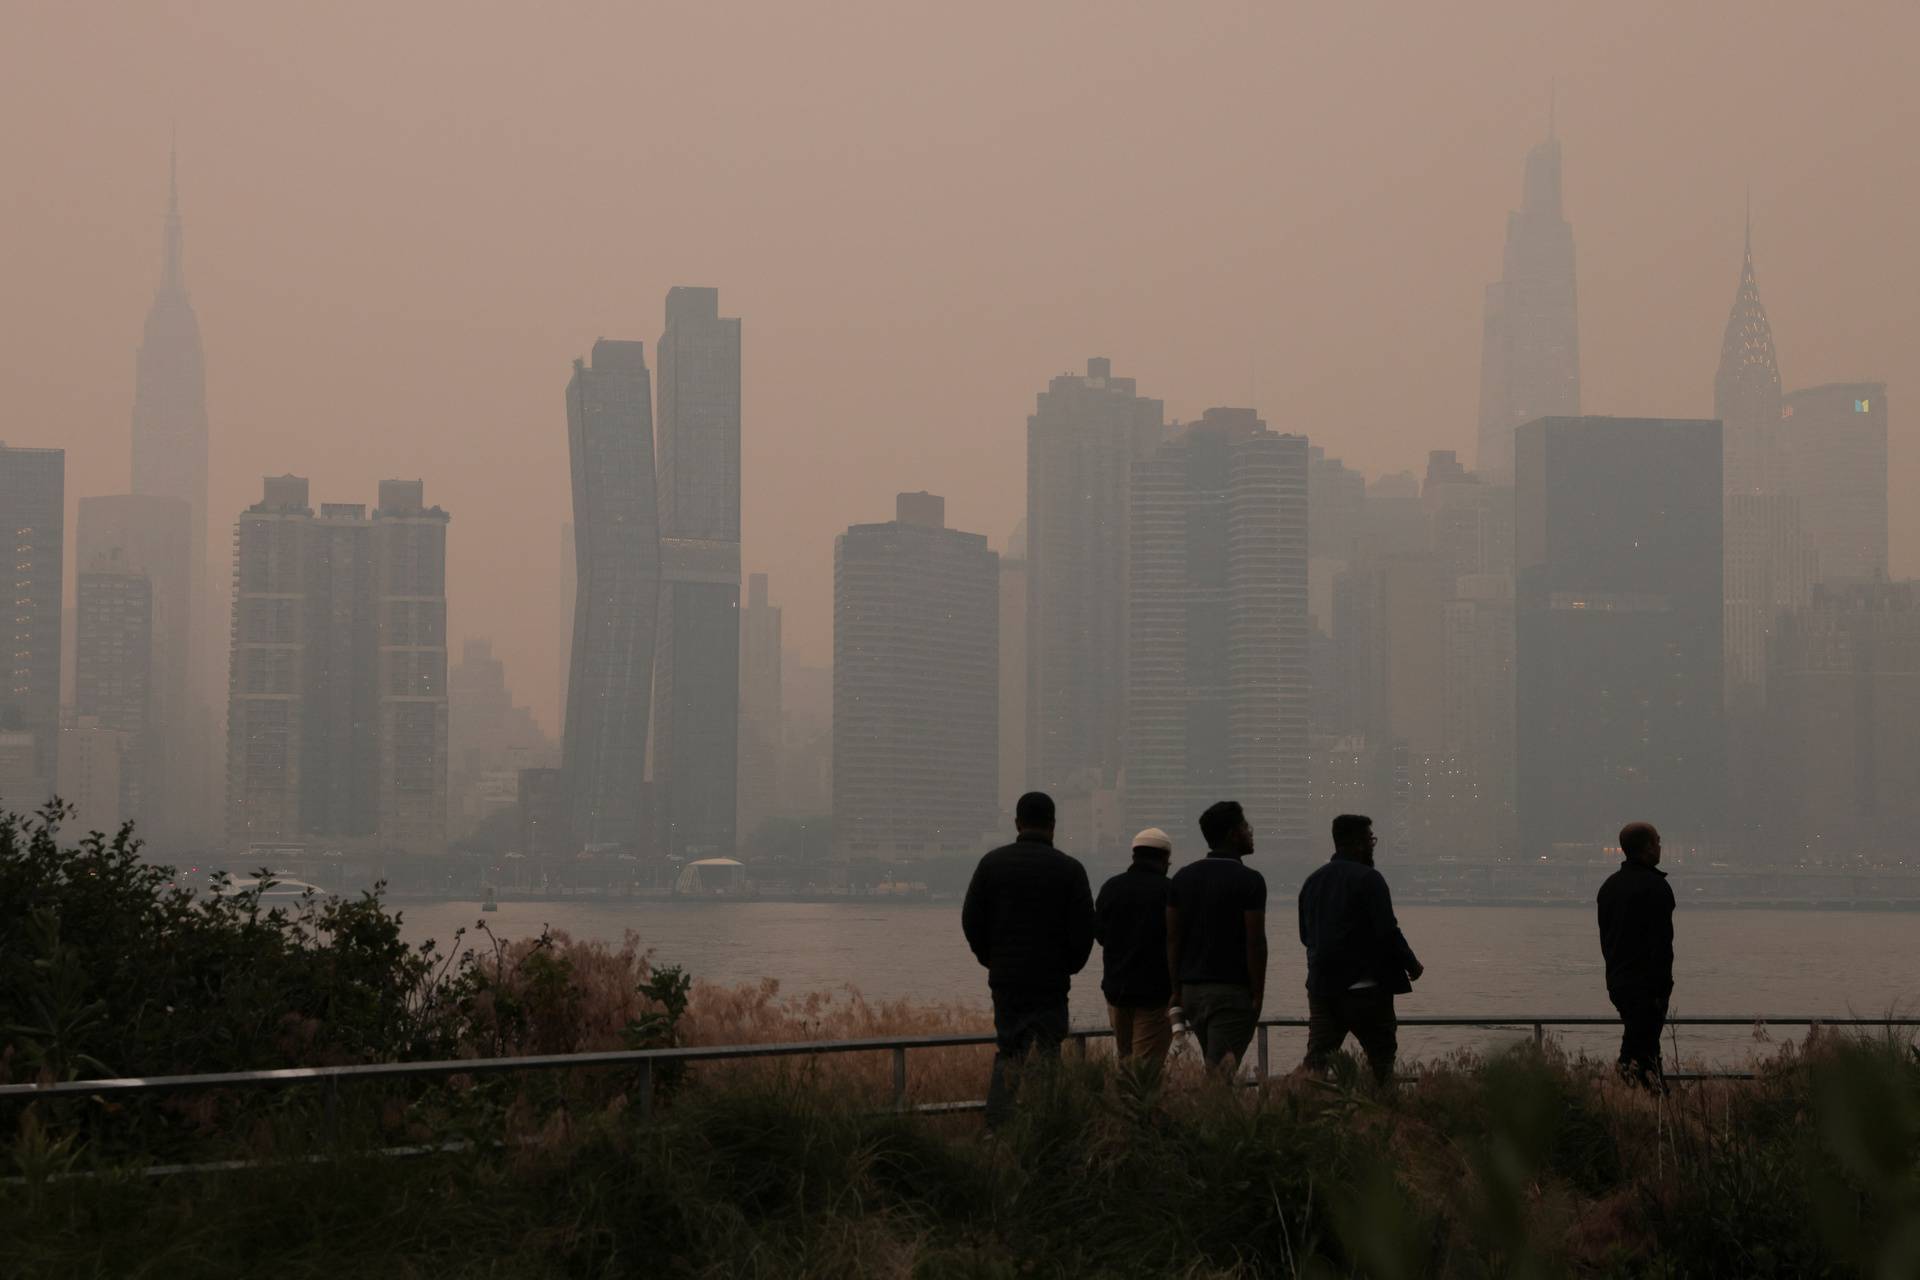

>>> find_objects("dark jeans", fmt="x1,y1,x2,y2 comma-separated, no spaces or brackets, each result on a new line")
1303,988,1398,1084
1611,986,1670,1087
1183,982,1257,1069
985,990,1068,1128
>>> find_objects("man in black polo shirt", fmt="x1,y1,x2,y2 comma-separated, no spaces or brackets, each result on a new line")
962,791,1095,1128
1165,801,1268,1072
1598,821,1675,1090
1094,827,1175,1071
1298,813,1423,1085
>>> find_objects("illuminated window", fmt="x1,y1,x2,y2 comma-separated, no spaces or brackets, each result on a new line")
1856,399,1871,413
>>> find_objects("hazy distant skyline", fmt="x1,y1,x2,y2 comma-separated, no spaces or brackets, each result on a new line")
5,3,1914,733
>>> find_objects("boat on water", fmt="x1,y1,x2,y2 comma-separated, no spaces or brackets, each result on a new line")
480,885,499,912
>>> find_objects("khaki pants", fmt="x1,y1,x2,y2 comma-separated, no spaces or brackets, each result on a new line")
1106,1003,1173,1070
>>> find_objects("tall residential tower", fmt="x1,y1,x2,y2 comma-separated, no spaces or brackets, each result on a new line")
562,341,661,851
654,288,742,860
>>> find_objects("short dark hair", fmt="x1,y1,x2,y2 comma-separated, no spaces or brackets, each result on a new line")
1197,800,1245,849
1015,791,1056,829
1331,813,1374,848
1619,822,1657,859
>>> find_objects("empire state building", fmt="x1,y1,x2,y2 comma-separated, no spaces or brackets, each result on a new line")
131,147,209,654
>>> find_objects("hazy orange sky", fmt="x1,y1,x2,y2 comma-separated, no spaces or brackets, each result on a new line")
5,2,1915,734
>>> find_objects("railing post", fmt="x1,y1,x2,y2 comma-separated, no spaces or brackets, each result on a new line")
635,1059,653,1120
1072,1033,1088,1061
1257,1025,1270,1080
1533,1022,1544,1050
324,1076,339,1146
891,1046,908,1113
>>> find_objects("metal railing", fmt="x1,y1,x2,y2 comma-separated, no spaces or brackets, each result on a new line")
4,1014,1914,1117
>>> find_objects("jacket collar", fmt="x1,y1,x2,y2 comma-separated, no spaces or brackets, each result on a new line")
1624,858,1668,879
1015,832,1055,849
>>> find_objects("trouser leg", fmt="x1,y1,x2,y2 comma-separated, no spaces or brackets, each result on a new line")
1189,984,1255,1070
986,993,1068,1127
1347,990,1399,1085
1611,989,1669,1088
1107,1004,1135,1059
1130,1004,1173,1072
1302,993,1350,1074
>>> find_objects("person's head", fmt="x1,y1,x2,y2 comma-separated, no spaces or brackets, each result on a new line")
1198,801,1253,856
1331,813,1376,861
1015,791,1056,841
1619,822,1661,867
1130,827,1173,872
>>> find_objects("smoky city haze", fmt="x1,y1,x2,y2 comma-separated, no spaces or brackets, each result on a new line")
5,3,1915,737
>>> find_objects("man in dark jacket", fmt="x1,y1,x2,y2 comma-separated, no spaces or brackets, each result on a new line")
1094,828,1175,1070
1598,821,1675,1089
1166,801,1268,1072
1297,813,1423,1084
962,791,1095,1128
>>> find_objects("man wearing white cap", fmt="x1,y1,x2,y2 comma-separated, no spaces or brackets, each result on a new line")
1093,827,1176,1068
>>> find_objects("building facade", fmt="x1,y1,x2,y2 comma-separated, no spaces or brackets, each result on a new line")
655,287,742,860
0,445,64,800
1765,582,1920,861
1476,126,1581,482
1125,411,1309,864
1516,417,1723,856
74,560,152,823
225,477,449,855
1780,383,1888,586
562,340,661,851
833,493,998,862
737,572,782,840
997,522,1028,815
1026,357,1164,811
76,494,193,842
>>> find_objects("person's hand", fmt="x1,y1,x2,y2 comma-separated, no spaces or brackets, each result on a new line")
1407,961,1425,982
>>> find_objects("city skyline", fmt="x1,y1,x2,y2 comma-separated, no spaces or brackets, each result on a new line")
7,6,1914,731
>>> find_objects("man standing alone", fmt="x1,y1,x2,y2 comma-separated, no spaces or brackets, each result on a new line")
1094,828,1175,1070
962,791,1095,1128
1297,814,1423,1085
1166,801,1268,1072
1598,821,1675,1089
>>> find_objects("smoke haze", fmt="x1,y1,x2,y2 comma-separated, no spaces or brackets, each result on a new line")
4,1,1915,731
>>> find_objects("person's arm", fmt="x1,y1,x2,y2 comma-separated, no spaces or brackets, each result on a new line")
960,856,993,967
1371,872,1422,981
1165,902,1185,1010
1244,909,1268,1018
1092,879,1111,947
1065,864,1096,976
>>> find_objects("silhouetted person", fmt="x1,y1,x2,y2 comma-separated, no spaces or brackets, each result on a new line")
962,791,1095,1129
1298,814,1423,1084
1094,828,1175,1071
1166,801,1268,1072
1598,821,1675,1089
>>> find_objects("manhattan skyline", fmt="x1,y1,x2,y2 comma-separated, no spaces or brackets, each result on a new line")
6,4,1916,737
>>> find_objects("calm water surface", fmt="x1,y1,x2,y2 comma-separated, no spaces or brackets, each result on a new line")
398,900,1920,1066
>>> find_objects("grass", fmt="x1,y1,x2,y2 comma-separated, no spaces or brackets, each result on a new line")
9,1031,1920,1278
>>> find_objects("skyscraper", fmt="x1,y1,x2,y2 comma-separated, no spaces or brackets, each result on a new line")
371,480,450,854
563,341,661,851
654,287,742,860
1025,358,1164,803
76,494,192,842
0,446,64,799
75,557,152,823
1765,582,1920,861
130,149,211,734
834,493,998,862
1125,410,1309,863
1715,213,1785,497
1477,122,1580,482
1516,418,1723,856
225,477,450,854
737,573,782,840
1780,383,1888,586
997,522,1028,814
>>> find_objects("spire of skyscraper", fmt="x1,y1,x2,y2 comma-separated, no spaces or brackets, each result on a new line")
1715,203,1783,495
1476,119,1580,482
163,137,183,290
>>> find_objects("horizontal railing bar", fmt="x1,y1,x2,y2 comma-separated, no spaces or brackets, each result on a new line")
3,1015,1909,1101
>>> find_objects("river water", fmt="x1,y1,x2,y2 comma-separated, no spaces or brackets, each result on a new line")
396,900,1919,1068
